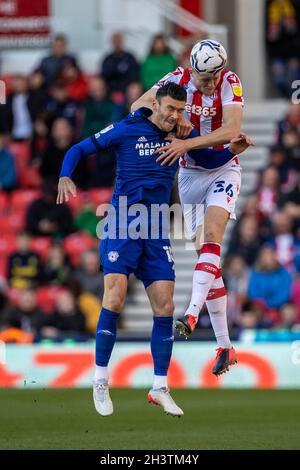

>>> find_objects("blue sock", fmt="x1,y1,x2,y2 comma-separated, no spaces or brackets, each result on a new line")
95,307,119,366
151,316,174,376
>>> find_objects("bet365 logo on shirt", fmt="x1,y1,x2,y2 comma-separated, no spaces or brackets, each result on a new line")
185,104,217,117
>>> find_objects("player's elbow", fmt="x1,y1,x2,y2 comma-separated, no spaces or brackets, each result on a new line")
131,99,140,113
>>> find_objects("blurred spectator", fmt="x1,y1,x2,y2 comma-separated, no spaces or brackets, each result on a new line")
43,244,72,286
280,170,300,225
268,211,296,271
3,288,46,337
240,302,274,329
238,193,272,241
0,132,17,190
39,118,89,188
74,249,104,297
8,232,43,289
223,255,250,326
27,70,47,122
278,303,299,329
45,80,80,130
81,76,123,137
5,75,33,140
61,62,88,103
75,200,99,237
269,145,297,192
257,165,280,218
277,103,300,146
276,103,300,172
67,278,101,334
141,34,177,89
26,181,73,237
38,34,77,86
101,32,140,93
124,81,144,114
227,216,262,266
41,290,86,340
266,0,300,97
247,245,292,310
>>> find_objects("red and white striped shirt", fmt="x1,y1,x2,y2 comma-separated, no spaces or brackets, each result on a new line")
153,67,244,170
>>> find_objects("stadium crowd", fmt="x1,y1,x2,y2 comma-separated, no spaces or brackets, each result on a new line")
0,31,300,343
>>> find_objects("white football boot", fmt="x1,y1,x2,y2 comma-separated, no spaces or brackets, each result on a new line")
148,387,184,417
93,379,113,416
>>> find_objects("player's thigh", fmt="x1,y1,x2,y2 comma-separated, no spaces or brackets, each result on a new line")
204,165,241,242
178,169,207,240
203,205,230,243
146,280,175,317
102,273,128,313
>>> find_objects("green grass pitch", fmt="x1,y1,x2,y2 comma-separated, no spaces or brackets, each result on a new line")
0,388,300,450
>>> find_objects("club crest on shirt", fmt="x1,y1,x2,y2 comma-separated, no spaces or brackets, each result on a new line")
108,251,119,262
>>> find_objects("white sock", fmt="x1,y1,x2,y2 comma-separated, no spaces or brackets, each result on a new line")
94,365,109,382
185,242,221,317
153,375,168,390
206,272,231,349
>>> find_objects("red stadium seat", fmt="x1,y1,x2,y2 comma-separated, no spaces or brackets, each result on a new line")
11,189,41,212
30,237,52,262
0,192,9,214
67,189,85,215
36,286,66,314
0,212,25,234
0,255,7,279
0,234,17,257
88,188,113,208
63,232,97,266
19,165,43,189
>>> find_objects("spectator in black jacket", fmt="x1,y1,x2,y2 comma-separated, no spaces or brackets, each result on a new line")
40,117,89,188
42,290,86,340
26,181,73,237
45,80,80,131
37,34,77,86
3,288,46,337
101,32,140,94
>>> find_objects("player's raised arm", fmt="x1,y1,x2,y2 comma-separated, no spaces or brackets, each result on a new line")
57,121,125,205
131,88,156,112
57,137,97,205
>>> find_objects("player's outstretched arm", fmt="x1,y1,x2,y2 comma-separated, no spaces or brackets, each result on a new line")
56,137,98,205
156,105,243,165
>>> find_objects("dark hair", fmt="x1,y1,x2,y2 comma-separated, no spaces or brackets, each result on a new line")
150,34,170,55
54,34,67,43
156,82,187,103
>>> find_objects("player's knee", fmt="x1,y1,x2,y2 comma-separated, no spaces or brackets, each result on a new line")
103,288,125,313
153,298,174,317
204,229,218,243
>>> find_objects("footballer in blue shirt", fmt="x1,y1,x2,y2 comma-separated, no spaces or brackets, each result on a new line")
57,83,252,417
